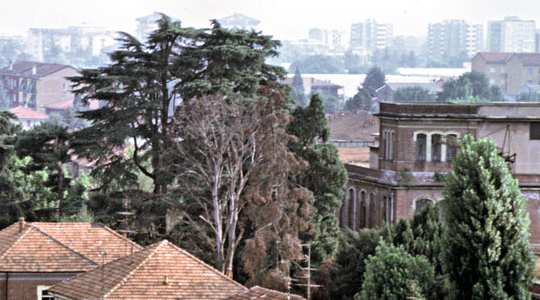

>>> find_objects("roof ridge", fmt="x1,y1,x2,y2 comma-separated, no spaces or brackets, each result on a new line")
99,224,143,251
164,240,248,290
103,240,166,299
28,224,98,268
0,225,32,260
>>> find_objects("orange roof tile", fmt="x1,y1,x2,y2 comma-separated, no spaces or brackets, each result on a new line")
49,240,247,300
228,286,306,300
9,106,49,120
0,220,142,272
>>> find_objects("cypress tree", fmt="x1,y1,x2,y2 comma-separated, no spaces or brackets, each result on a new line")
291,67,306,106
444,135,533,299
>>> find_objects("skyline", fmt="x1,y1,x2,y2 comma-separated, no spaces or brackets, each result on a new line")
2,0,540,40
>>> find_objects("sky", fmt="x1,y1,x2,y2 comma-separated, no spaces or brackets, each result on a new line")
2,0,540,39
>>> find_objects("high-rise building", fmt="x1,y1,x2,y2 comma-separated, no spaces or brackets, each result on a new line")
308,28,345,51
487,17,536,53
426,20,483,63
350,19,393,52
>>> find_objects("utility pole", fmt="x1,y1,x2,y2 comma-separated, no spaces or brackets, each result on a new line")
294,243,321,300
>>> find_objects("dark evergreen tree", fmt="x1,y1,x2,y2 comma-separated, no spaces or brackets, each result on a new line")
393,87,434,102
288,94,347,262
444,135,534,299
438,71,502,102
356,241,435,300
362,67,386,97
291,67,306,106
344,88,371,112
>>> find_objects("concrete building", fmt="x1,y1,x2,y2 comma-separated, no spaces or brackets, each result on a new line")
340,102,540,245
26,26,116,62
350,19,393,52
308,28,345,52
426,20,484,63
217,13,260,31
472,52,540,96
0,61,78,111
488,17,536,53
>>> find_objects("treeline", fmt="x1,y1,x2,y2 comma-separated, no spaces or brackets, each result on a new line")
0,14,347,293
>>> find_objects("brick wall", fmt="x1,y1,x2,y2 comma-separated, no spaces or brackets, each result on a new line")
35,67,79,110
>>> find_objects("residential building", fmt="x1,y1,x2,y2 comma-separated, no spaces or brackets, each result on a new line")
308,28,345,52
472,52,540,96
0,61,78,110
426,20,484,63
49,240,304,300
339,102,540,246
488,17,536,53
217,13,260,31
536,30,540,53
0,219,141,300
26,26,116,62
350,19,393,52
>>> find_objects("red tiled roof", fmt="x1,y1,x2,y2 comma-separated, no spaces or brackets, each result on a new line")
475,52,514,64
49,240,248,300
44,99,74,110
9,106,49,120
228,286,306,300
0,220,142,273
0,61,75,78
512,53,540,66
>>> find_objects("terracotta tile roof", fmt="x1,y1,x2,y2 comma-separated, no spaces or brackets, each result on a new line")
475,52,514,64
44,99,74,110
513,53,540,67
328,112,379,141
49,240,248,300
228,286,306,300
9,106,49,120
0,61,75,78
0,220,141,272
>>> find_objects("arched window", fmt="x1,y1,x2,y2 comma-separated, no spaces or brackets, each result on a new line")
339,194,348,228
432,134,442,162
446,134,458,162
384,195,393,224
348,189,356,230
416,133,427,161
415,198,434,214
357,191,367,228
369,193,377,227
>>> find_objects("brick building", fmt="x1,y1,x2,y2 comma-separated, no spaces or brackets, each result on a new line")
472,52,540,97
340,102,540,245
0,61,78,111
49,240,304,300
0,219,141,300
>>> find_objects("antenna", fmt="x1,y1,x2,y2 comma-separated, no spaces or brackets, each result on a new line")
116,195,137,258
292,243,322,300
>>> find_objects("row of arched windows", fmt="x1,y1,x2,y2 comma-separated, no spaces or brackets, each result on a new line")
339,189,393,230
415,132,459,163
339,188,436,230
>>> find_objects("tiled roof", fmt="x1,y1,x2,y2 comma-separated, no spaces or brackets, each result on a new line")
512,53,540,66
9,106,49,120
475,52,514,64
44,99,74,110
49,240,248,300
228,286,305,300
0,61,75,78
0,220,141,272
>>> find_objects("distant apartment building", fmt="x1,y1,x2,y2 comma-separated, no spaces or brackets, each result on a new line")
350,19,393,52
0,61,78,110
308,28,345,51
26,26,116,62
536,30,540,53
472,52,540,96
426,20,484,63
488,17,536,53
217,13,260,30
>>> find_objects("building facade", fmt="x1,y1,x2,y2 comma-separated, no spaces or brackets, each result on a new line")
472,52,540,96
350,19,393,52
488,17,536,53
426,20,483,63
341,102,540,245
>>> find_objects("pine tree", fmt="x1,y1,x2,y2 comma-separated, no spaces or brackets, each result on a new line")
362,67,386,97
291,67,306,106
356,240,434,300
444,135,534,299
344,88,372,112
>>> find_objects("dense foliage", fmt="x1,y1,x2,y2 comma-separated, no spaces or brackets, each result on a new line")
444,135,534,299
393,86,435,102
437,72,503,102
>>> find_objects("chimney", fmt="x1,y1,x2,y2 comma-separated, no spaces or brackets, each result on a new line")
32,64,37,75
18,217,25,232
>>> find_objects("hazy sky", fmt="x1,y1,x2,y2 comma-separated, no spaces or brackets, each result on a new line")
2,0,540,39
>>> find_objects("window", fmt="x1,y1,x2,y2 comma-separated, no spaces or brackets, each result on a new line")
339,194,348,228
37,286,54,300
383,130,394,161
531,123,540,140
357,191,367,229
415,199,433,214
348,189,356,230
432,134,442,162
446,134,458,161
416,133,427,161
383,196,393,224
